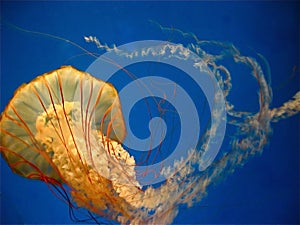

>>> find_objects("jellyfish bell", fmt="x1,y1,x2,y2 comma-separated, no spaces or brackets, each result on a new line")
0,66,144,220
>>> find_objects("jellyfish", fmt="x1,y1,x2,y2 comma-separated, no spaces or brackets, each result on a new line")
1,29,300,224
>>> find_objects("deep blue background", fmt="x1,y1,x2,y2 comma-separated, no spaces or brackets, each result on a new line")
1,1,299,224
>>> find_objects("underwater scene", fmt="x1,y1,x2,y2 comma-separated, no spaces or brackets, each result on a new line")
1,1,299,224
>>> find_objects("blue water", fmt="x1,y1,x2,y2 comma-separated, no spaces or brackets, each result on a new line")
1,1,299,224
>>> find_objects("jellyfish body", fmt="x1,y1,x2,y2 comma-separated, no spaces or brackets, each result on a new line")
1,66,126,176
0,66,144,221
